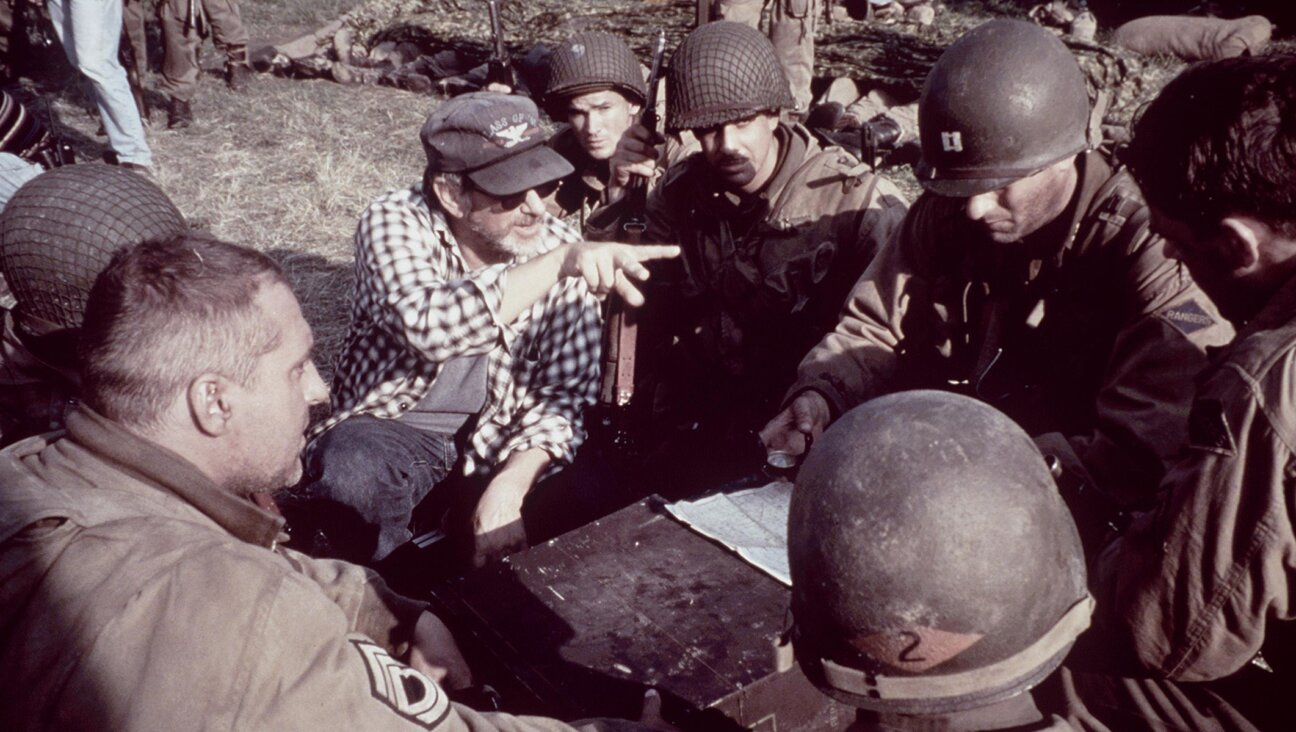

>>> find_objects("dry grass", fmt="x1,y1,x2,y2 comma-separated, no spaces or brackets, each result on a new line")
36,0,427,383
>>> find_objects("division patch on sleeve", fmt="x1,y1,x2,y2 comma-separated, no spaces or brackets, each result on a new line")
1188,398,1236,456
1160,300,1217,336
351,639,450,728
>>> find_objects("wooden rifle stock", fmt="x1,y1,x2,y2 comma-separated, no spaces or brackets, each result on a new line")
594,31,667,456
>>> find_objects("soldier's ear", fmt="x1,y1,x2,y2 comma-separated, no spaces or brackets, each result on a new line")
432,174,470,219
1218,216,1266,273
188,373,233,437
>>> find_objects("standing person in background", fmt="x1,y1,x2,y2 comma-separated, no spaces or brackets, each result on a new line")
158,0,252,129
44,0,153,171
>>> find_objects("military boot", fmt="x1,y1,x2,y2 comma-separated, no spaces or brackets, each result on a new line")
226,46,252,92
225,62,252,92
167,97,193,130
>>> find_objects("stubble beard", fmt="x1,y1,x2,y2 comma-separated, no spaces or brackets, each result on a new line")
470,217,544,262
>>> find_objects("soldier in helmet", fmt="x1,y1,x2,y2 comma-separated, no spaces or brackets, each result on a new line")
595,20,907,490
544,32,697,229
788,390,1095,730
762,18,1232,511
0,164,187,446
543,31,649,227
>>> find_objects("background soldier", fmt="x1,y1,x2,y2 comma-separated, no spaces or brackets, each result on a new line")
158,0,253,128
762,19,1232,512
543,31,649,227
597,21,907,491
0,164,186,446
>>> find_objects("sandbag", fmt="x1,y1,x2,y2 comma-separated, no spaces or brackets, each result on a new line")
1111,15,1272,61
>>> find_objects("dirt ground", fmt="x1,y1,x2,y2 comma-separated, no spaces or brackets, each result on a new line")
11,0,1292,385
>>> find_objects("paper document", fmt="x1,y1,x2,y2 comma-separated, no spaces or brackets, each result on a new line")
665,480,793,586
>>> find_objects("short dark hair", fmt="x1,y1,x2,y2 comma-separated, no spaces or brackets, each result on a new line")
79,233,288,427
1124,55,1296,237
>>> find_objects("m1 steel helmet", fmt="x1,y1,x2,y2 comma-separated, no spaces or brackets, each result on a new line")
916,19,1092,197
544,31,647,116
788,390,1092,715
0,164,186,362
665,21,794,133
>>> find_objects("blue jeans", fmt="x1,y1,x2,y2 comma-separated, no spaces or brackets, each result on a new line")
284,415,630,568
46,0,153,166
285,415,460,564
0,154,42,211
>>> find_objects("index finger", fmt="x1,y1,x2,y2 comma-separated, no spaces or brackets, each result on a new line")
629,244,680,262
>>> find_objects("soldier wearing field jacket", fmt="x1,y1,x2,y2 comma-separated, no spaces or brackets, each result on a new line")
1078,54,1296,732
594,21,907,488
761,20,1232,509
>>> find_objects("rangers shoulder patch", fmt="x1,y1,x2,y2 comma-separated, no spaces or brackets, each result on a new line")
351,639,451,728
1160,300,1216,336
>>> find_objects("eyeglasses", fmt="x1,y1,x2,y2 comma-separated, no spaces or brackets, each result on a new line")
470,179,561,210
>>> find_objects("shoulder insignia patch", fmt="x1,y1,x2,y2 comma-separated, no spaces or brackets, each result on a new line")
351,639,450,728
850,627,984,673
1188,398,1236,455
1161,300,1216,336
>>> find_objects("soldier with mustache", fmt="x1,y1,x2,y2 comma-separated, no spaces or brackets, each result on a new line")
593,21,907,489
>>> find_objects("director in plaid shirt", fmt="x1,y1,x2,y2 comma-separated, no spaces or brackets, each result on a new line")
284,93,677,568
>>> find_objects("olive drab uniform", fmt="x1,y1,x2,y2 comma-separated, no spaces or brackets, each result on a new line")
158,0,249,102
1086,273,1296,731
0,407,593,731
591,123,906,467
788,152,1233,507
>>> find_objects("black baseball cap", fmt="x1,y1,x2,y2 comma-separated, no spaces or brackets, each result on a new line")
420,92,574,197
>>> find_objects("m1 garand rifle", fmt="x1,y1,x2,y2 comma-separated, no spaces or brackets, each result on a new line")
485,0,515,89
595,30,667,460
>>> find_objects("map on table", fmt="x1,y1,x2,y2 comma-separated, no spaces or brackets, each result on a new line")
666,480,793,586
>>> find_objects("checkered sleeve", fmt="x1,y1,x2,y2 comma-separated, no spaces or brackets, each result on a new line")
355,190,508,363
499,282,602,467
481,217,602,469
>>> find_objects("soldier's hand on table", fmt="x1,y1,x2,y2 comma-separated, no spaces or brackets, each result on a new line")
759,391,830,458
471,476,529,568
607,123,662,201
562,242,680,306
409,612,473,690
637,688,679,731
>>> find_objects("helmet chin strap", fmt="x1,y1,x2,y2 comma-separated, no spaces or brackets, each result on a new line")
1087,89,1109,152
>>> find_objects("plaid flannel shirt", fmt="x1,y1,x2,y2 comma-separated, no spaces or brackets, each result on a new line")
314,185,602,476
